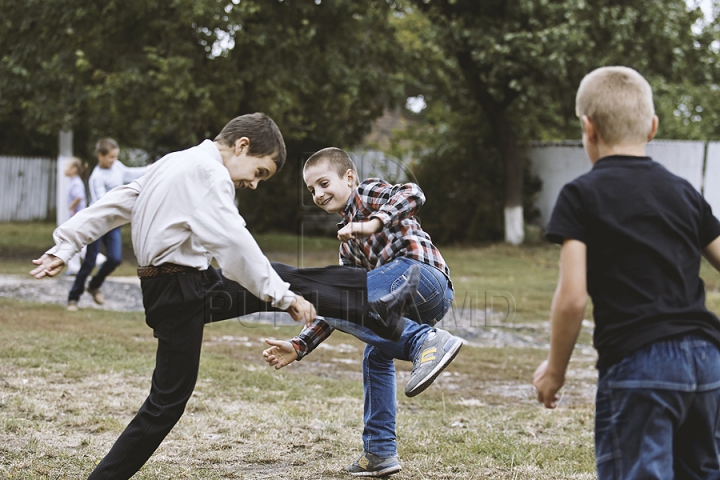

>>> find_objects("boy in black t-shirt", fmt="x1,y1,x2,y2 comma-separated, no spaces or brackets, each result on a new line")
533,66,720,479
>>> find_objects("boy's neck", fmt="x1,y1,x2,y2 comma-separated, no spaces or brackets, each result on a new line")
592,142,648,164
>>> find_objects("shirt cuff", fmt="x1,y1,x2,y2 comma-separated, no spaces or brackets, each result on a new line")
46,244,78,266
291,337,309,361
273,290,296,311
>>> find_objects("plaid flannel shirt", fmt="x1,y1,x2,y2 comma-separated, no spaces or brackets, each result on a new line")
292,178,451,360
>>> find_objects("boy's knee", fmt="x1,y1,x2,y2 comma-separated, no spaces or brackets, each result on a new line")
105,257,122,269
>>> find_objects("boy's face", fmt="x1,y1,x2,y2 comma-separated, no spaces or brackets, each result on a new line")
224,138,277,189
97,148,119,169
303,162,355,214
64,163,77,177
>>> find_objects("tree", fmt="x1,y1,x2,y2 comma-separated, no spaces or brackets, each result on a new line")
0,0,408,232
0,0,405,158
402,0,719,243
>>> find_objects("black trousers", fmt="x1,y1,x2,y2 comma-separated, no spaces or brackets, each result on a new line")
87,263,367,479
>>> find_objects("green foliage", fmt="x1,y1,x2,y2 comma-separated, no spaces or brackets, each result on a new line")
0,0,405,160
385,0,720,241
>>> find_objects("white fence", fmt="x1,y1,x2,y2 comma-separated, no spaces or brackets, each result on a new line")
529,140,719,228
0,156,56,221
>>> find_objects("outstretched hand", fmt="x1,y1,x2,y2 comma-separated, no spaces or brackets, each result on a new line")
263,338,299,369
30,254,65,279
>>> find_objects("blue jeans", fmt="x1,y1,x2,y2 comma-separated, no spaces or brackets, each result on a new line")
595,333,720,480
323,257,454,457
68,227,123,301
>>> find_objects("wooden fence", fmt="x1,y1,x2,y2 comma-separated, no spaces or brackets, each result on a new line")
0,156,56,221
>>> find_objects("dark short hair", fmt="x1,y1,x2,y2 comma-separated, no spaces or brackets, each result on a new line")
96,138,119,155
215,113,287,170
304,147,357,181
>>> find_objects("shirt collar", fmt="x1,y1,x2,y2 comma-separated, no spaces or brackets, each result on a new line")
336,190,358,229
593,155,652,169
198,139,223,165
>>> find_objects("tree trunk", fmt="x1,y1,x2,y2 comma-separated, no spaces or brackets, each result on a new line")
496,113,524,245
57,129,73,226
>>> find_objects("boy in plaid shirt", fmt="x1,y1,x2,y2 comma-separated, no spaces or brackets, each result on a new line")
263,148,462,476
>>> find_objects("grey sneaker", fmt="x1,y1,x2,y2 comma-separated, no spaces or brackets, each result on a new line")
346,451,401,477
405,329,463,397
67,300,78,312
87,287,105,305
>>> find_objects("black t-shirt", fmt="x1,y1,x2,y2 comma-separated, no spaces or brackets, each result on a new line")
546,155,720,368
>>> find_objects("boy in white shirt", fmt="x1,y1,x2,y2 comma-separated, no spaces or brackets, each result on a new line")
31,113,416,479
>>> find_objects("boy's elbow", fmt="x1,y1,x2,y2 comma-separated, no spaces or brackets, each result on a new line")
556,290,587,317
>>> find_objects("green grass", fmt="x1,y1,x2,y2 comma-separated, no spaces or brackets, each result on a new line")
1,222,719,478
0,298,596,479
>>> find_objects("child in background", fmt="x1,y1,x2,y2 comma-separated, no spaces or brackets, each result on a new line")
66,138,146,310
65,157,87,217
64,157,88,279
533,66,720,479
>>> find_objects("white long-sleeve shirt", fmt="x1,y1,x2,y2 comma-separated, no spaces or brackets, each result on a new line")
47,140,294,310
88,160,147,204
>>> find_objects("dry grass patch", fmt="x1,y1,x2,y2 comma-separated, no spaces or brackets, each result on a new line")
0,298,597,479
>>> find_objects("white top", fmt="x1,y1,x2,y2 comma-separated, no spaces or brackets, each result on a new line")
47,140,294,310
67,176,86,215
88,160,147,204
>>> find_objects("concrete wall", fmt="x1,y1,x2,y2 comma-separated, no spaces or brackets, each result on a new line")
530,140,717,228
705,142,720,217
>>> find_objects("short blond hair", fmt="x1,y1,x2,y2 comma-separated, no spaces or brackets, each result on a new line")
576,66,655,145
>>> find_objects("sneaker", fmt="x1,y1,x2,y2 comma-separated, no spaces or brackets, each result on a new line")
67,300,78,312
366,264,420,342
87,287,105,305
346,451,401,477
405,329,463,397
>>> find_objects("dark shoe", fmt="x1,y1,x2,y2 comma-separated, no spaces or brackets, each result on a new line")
346,451,401,477
87,287,105,305
366,264,420,342
405,329,463,397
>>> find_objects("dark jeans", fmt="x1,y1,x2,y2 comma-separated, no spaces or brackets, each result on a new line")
68,227,122,301
596,333,720,480
87,263,368,479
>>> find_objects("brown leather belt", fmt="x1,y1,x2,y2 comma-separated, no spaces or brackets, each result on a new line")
137,263,196,279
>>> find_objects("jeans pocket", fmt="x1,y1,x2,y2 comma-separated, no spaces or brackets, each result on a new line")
594,387,616,468
391,268,440,304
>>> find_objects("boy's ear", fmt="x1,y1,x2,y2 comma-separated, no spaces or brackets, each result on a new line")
233,137,250,154
345,169,356,187
648,115,659,142
581,115,598,145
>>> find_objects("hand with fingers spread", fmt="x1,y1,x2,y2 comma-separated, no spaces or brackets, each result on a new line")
262,338,298,370
29,254,65,279
286,294,316,327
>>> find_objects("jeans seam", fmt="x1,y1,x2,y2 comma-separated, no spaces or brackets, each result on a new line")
609,391,622,480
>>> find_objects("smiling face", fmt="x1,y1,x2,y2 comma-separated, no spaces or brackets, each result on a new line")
303,161,356,214
223,137,277,189
97,148,119,169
